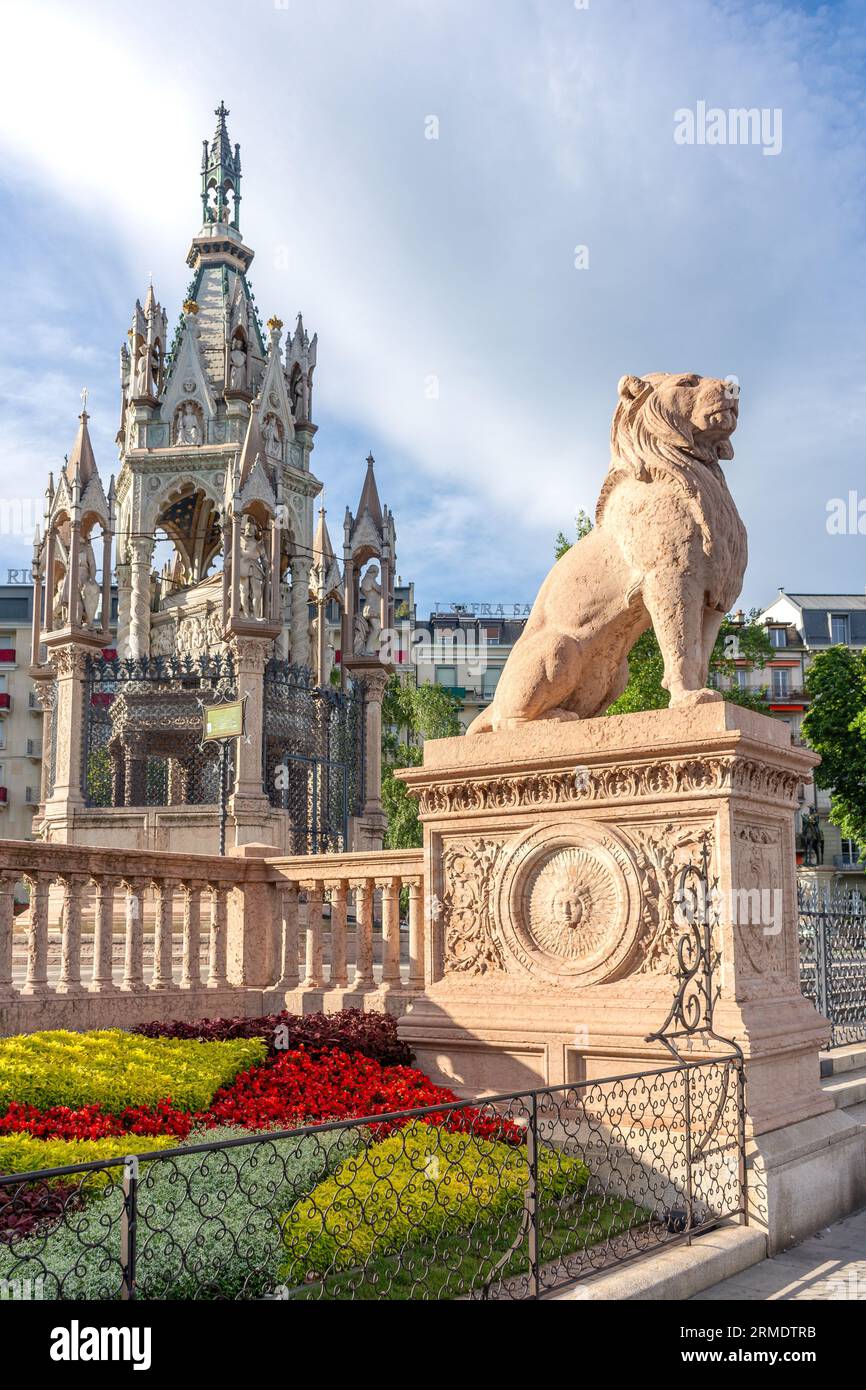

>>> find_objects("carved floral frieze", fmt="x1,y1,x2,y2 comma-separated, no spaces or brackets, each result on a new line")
414,755,803,818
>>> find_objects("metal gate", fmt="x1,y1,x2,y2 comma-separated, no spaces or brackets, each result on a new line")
262,660,364,854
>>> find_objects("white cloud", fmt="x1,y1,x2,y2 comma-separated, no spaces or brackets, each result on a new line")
0,0,864,608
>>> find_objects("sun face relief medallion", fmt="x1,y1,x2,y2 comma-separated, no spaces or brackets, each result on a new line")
526,847,617,962
493,820,643,986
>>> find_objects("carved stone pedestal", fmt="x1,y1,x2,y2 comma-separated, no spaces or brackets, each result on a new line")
397,704,866,1247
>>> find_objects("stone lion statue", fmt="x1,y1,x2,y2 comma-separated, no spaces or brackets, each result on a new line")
467,373,746,734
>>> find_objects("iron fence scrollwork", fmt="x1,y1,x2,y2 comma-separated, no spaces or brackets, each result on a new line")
799,882,866,1047
263,660,364,854
82,654,236,809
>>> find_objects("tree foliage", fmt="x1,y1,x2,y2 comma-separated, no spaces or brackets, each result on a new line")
801,646,866,854
554,510,594,560
381,676,461,849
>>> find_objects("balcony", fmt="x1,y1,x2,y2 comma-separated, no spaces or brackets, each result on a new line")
0,787,7,806
26,739,41,759
0,649,15,665
441,686,466,701
28,692,42,716
0,693,10,716
834,855,866,873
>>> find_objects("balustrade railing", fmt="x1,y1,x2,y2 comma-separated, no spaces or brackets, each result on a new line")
0,839,424,1034
268,850,425,996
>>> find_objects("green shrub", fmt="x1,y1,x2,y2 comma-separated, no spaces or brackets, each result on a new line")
0,1133,174,1186
280,1120,589,1283
0,1031,266,1114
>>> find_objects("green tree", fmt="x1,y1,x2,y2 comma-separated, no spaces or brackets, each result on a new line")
554,509,594,560
607,613,772,714
381,675,461,848
801,646,866,855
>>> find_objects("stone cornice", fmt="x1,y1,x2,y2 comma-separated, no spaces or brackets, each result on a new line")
401,749,810,817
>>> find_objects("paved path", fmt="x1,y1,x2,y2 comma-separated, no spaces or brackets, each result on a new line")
692,1207,866,1300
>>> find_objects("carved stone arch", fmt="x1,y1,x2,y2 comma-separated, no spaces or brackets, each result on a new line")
142,471,222,535
152,479,223,585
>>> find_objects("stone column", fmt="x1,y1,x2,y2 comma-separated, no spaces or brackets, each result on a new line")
32,678,55,809
115,554,131,657
128,537,154,659
290,557,311,668
101,523,113,642
345,661,389,850
41,642,94,835
227,634,272,825
30,558,42,666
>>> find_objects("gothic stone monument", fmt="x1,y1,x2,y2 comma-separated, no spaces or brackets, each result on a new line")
398,373,866,1250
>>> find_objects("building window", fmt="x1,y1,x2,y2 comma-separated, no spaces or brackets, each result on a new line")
771,668,790,699
736,669,748,690
830,614,850,645
841,838,862,866
435,666,457,687
482,669,500,697
768,627,786,648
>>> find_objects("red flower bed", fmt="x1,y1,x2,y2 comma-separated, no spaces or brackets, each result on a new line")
1,1038,522,1148
199,1048,524,1143
0,1101,193,1142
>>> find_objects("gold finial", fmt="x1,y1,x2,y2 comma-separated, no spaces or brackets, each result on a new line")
182,298,199,316
267,315,283,332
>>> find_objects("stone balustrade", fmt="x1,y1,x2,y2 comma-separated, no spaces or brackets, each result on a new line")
268,850,426,1004
0,839,424,1035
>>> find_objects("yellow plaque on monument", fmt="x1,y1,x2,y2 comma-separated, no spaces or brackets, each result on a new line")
203,700,244,741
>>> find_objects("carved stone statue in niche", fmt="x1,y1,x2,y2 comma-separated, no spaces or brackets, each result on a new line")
78,538,101,628
290,370,307,422
174,402,203,446
61,538,100,629
262,414,282,458
134,342,152,398
238,515,268,620
229,334,247,391
353,562,382,656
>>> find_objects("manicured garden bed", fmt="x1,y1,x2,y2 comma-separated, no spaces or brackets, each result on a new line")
0,1010,649,1299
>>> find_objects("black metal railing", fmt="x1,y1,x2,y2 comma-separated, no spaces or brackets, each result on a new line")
0,1057,745,1302
799,883,866,1047
82,654,236,809
263,661,364,853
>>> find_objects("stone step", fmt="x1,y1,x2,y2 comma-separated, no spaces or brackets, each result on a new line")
820,1042,866,1077
821,1065,866,1110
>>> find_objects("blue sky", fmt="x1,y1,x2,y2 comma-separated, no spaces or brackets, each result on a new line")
0,0,864,615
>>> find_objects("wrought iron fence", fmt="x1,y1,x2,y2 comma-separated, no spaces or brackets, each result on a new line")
0,1057,745,1302
263,661,364,854
82,654,236,809
799,883,866,1047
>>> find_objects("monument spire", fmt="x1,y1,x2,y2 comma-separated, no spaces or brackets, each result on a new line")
201,99,242,231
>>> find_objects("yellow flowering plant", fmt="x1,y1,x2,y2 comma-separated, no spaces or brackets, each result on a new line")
0,1030,266,1114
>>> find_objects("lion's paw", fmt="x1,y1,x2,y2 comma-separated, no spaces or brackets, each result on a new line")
670,688,723,709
